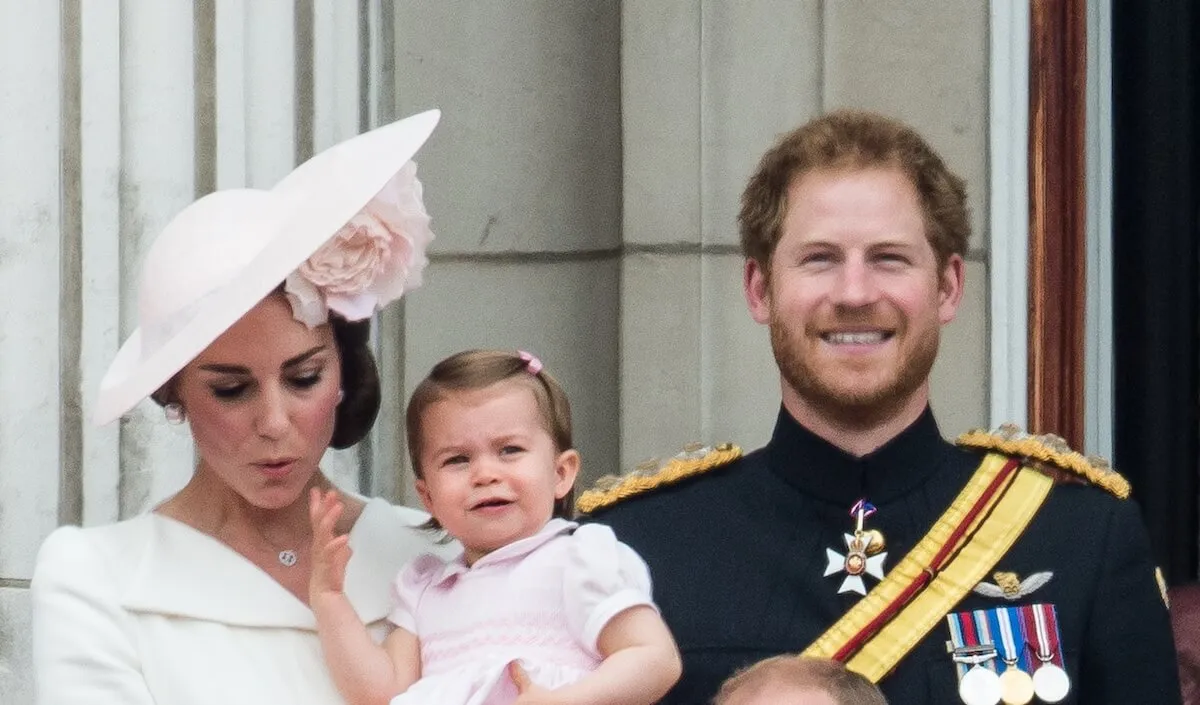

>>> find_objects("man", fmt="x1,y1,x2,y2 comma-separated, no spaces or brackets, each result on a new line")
715,656,887,705
583,111,1179,704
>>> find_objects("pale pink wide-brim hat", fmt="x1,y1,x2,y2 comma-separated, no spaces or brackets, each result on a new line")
94,109,441,426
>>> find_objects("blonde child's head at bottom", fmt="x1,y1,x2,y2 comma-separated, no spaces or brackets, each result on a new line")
406,349,580,564
714,656,887,705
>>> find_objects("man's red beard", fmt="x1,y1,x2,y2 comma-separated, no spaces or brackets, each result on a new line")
767,307,940,430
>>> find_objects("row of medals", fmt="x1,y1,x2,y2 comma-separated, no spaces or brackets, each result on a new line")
952,643,1069,705
826,508,1070,705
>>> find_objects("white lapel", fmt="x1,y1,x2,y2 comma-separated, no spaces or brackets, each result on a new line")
121,498,441,629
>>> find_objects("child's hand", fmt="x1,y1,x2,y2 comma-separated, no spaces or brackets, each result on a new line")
309,487,352,599
510,662,568,705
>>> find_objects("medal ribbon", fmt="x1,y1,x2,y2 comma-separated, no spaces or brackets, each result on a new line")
948,610,1001,680
1034,603,1064,667
987,606,1031,672
984,609,1007,666
1018,603,1066,668
850,499,878,519
946,613,972,680
970,610,997,672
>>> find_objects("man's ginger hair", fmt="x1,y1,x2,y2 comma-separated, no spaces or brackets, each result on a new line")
738,109,970,276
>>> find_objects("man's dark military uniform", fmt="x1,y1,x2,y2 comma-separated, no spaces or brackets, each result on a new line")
590,408,1180,704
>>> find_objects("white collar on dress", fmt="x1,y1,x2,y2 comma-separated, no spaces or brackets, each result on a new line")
120,497,436,629
426,518,577,587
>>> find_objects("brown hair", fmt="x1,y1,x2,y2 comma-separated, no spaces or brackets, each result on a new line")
714,656,887,705
738,109,969,275
149,292,381,449
326,315,380,449
406,349,575,524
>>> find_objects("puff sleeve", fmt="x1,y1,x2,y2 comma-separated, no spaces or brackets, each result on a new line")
31,526,155,705
562,523,657,656
387,553,446,634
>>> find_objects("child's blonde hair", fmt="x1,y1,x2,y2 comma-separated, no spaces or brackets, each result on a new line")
714,656,887,705
406,349,575,523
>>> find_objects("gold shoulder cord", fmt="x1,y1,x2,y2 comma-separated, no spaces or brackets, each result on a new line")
956,424,1130,499
576,443,742,515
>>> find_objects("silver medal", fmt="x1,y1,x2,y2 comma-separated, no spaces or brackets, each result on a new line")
958,665,1002,705
1032,663,1070,703
1027,603,1070,703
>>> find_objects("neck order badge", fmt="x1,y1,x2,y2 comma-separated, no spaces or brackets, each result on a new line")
824,500,888,595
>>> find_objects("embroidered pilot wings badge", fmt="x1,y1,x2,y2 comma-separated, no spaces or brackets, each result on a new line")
972,570,1053,601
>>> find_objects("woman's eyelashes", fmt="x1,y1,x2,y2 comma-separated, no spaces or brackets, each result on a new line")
211,382,249,400
207,369,325,400
289,370,323,389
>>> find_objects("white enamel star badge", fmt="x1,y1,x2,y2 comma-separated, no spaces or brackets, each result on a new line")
823,533,888,595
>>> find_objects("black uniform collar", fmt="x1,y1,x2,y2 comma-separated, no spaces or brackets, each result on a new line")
766,405,950,507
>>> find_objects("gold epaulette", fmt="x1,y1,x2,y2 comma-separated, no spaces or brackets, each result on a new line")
575,443,743,515
955,424,1130,499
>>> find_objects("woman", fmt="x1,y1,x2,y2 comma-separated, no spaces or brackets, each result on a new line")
31,110,447,705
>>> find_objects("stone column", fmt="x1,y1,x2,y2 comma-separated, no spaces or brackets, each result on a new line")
619,0,823,467
394,0,623,490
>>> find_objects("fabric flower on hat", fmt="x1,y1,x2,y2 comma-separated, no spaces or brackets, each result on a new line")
285,160,434,327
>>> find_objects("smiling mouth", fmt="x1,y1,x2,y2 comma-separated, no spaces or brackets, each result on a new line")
822,331,893,345
470,498,514,511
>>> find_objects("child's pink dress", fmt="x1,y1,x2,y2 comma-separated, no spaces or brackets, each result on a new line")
387,519,656,705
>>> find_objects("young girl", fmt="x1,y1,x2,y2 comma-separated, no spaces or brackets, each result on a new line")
309,349,682,705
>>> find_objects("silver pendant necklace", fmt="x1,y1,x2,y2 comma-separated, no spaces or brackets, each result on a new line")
249,527,300,567
214,518,302,568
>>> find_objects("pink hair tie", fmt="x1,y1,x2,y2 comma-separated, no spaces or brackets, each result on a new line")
517,350,543,375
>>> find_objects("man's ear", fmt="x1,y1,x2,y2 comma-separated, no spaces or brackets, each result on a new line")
938,253,966,324
553,449,581,499
744,258,772,325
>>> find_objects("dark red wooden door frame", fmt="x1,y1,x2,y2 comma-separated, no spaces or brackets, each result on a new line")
1028,0,1087,448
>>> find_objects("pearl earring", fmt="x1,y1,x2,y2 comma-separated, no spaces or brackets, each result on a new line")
337,389,345,405
164,402,186,425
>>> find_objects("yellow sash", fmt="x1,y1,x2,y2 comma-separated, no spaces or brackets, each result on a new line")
803,453,1055,682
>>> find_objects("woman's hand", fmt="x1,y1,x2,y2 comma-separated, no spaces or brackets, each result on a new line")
308,487,352,599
